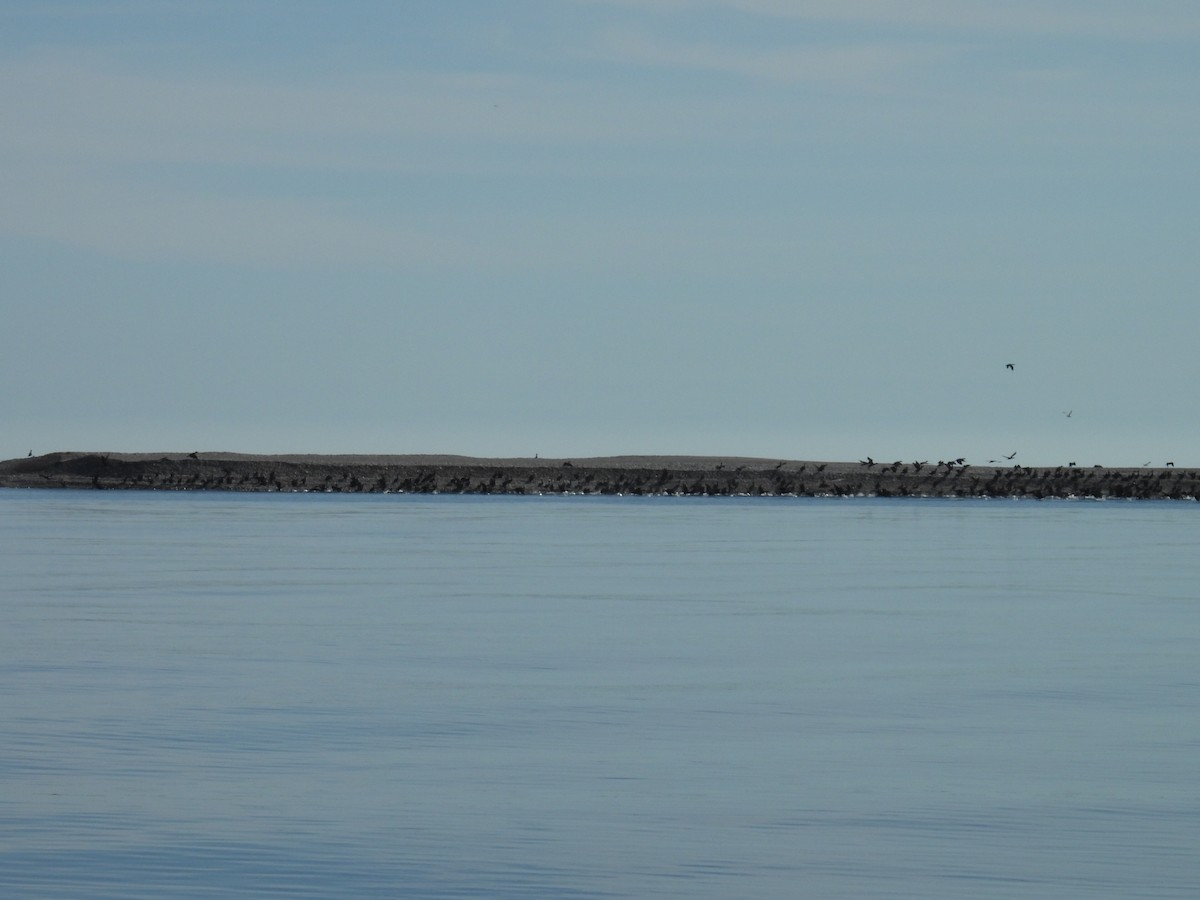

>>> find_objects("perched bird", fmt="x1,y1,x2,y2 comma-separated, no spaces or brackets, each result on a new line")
188,451,199,459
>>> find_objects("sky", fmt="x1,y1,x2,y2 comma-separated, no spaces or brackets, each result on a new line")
3,1,1199,467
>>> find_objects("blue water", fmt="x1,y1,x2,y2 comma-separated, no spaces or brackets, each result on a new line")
2,490,1198,898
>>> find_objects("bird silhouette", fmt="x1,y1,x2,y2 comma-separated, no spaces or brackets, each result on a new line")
188,451,199,459
1063,410,1072,418
1004,452,1017,460
1006,363,1014,370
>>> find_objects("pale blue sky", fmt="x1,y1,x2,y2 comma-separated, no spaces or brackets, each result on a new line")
3,1,1199,466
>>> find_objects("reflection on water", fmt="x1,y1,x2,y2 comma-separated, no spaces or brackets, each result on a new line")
2,491,1199,898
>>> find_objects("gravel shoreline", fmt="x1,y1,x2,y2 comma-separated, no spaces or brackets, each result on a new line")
2,452,1198,499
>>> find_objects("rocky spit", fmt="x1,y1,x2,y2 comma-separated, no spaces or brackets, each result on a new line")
2,452,1198,500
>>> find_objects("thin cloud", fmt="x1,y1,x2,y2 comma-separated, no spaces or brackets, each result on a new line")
578,0,1200,41
593,27,953,88
2,159,459,268
0,51,753,173
2,19,1195,271
0,52,788,268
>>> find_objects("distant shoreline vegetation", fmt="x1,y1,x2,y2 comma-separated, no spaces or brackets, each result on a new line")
2,453,1199,500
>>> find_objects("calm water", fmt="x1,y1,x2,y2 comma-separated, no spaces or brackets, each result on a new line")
2,490,1198,898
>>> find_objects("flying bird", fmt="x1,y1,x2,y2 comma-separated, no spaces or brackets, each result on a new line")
1062,410,1072,418
1006,363,1014,370
1004,452,1017,460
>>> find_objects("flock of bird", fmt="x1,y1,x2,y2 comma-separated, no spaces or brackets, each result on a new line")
6,452,1196,500
9,360,1187,497
949,362,1165,471
844,362,1180,482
